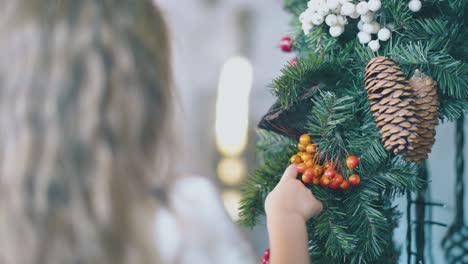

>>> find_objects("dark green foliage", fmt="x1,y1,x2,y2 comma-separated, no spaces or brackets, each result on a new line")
240,0,466,263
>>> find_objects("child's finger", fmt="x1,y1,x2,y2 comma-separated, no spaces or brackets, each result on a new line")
280,165,298,182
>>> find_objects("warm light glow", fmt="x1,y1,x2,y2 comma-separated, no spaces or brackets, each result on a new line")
222,190,242,221
215,56,254,156
217,157,246,186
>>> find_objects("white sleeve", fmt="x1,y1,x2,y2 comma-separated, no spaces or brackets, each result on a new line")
154,176,256,264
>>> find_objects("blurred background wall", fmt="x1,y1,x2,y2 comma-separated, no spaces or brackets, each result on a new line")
155,0,467,263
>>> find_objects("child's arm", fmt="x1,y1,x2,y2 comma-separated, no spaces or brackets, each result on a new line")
265,165,323,264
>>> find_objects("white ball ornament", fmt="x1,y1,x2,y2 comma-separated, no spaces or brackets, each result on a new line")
325,14,338,26
311,14,325,25
378,28,391,41
408,0,422,12
362,23,374,34
358,20,365,30
329,25,344,37
360,12,374,23
356,2,369,15
326,0,340,10
368,40,381,52
371,21,380,33
341,2,356,16
358,31,372,44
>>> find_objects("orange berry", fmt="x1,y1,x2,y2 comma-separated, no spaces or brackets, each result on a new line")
323,168,336,179
297,163,307,174
301,153,313,161
320,176,331,187
346,156,360,169
306,144,317,154
302,169,314,184
312,164,323,176
290,155,302,164
305,159,315,168
349,174,361,186
312,177,321,185
323,161,335,170
299,134,311,145
340,180,350,190
297,143,307,152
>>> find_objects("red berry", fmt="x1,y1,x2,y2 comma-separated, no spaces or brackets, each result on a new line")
323,161,335,170
280,36,293,52
340,180,350,190
323,168,336,179
312,165,323,177
320,176,331,187
333,174,344,185
297,143,307,152
349,174,361,186
302,169,314,184
346,155,360,169
299,134,311,145
288,57,298,67
297,163,307,174
306,144,317,154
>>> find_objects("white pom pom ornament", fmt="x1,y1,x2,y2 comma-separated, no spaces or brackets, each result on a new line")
358,32,372,44
368,40,380,51
368,0,382,12
325,14,338,26
356,2,369,15
408,0,422,12
378,28,391,41
329,25,345,37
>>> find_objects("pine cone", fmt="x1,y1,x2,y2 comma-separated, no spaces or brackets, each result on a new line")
406,70,439,161
364,57,439,162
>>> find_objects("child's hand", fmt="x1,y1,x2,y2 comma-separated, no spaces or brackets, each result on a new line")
265,165,323,222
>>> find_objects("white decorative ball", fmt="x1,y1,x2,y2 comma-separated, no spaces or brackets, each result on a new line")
350,11,361,19
326,0,340,10
368,40,380,51
325,14,338,26
371,21,380,33
336,15,348,25
362,23,374,34
358,31,372,44
329,25,345,37
318,7,330,17
408,0,422,12
368,0,382,11
300,9,314,23
378,28,391,41
311,14,325,25
356,2,369,15
357,20,365,30
341,3,356,16
360,11,374,23
302,23,314,35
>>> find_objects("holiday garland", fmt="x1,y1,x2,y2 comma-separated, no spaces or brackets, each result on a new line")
239,0,467,263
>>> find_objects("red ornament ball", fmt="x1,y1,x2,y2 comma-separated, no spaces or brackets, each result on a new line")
346,156,360,169
280,36,293,52
349,174,361,186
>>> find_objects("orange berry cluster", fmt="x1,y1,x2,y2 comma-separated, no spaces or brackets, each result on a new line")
290,134,361,190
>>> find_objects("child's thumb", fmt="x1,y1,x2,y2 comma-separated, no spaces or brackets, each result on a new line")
280,165,298,182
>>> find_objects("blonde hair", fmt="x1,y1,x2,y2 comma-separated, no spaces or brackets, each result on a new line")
0,0,174,263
